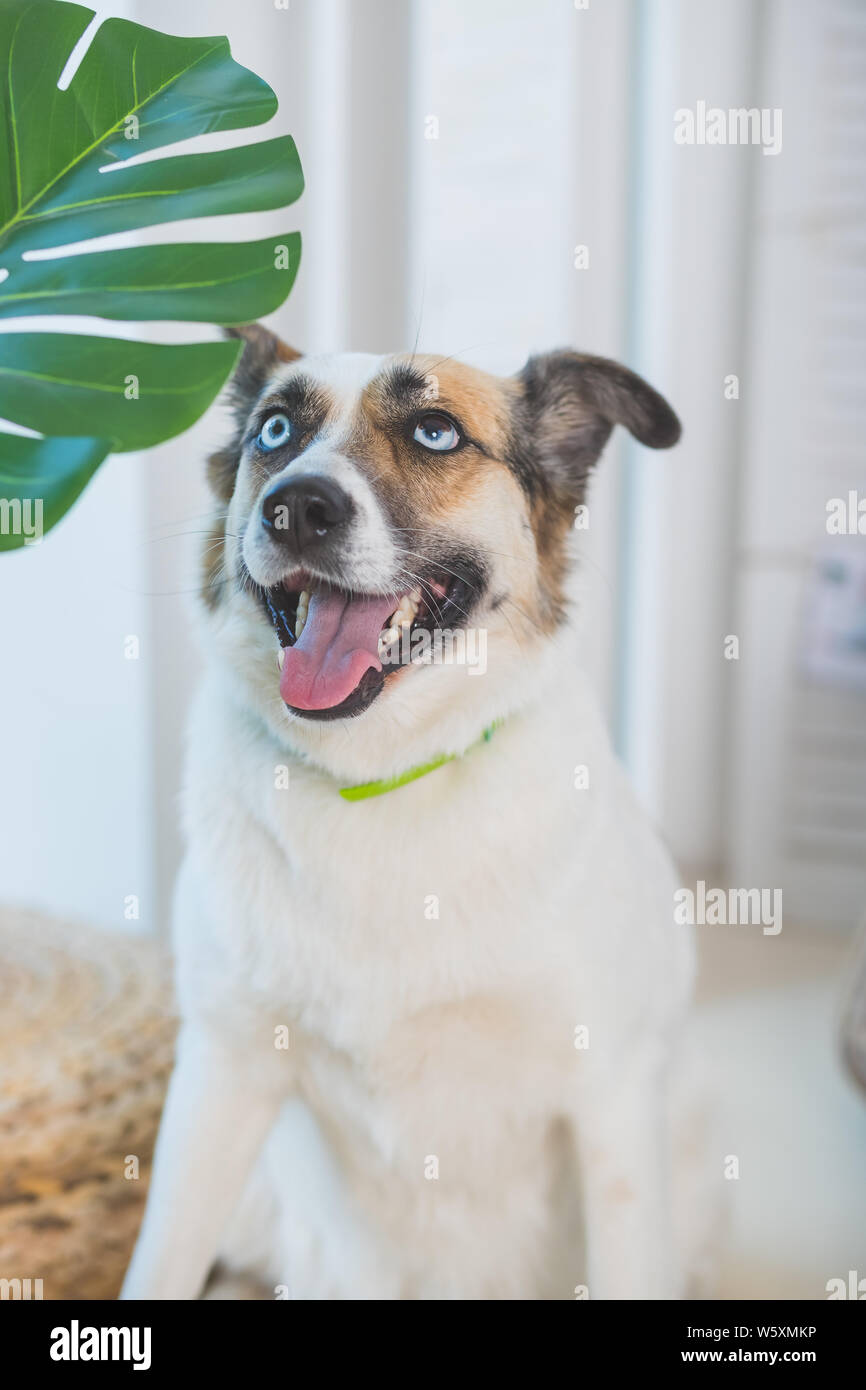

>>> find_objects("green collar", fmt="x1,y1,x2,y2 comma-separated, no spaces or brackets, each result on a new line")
339,721,501,802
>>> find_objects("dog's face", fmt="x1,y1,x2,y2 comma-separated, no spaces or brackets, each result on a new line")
202,326,679,771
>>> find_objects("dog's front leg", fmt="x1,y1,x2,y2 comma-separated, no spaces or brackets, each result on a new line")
574,1049,680,1300
120,1023,281,1300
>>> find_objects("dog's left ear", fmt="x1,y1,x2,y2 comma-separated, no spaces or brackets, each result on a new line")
515,350,680,502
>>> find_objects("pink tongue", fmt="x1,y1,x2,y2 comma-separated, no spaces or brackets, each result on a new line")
279,589,397,710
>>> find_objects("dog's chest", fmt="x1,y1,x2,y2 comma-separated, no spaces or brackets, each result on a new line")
183,738,587,1071
181,798,580,1170
219,798,575,1035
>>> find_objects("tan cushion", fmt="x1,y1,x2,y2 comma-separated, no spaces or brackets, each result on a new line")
0,908,176,1300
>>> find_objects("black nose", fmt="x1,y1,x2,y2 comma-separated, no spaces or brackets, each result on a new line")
261,475,353,551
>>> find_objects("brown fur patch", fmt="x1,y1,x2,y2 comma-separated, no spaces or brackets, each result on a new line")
347,354,581,630
315,355,525,612
200,515,229,612
348,355,516,517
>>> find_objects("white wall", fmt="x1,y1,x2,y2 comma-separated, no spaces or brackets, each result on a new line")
616,0,758,862
0,444,153,931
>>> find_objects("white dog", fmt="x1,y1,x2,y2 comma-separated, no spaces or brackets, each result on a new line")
122,326,699,1300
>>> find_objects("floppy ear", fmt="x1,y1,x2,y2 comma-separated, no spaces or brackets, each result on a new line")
516,350,680,503
208,324,302,501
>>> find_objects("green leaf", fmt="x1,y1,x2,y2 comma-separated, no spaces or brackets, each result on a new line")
0,433,109,550
0,135,303,261
0,232,301,323
0,333,242,450
0,4,301,258
0,1,303,543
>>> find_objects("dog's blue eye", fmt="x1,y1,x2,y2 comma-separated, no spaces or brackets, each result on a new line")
413,414,460,453
259,413,291,451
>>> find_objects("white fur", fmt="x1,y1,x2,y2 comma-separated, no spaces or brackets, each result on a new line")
122,353,700,1302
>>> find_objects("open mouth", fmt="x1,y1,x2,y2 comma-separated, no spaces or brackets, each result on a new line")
258,568,478,720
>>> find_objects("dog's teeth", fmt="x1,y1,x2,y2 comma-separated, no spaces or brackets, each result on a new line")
378,625,400,658
388,592,420,630
379,593,418,655
277,646,286,670
295,589,310,639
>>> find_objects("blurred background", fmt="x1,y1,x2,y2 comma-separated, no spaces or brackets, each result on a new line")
1,0,864,1298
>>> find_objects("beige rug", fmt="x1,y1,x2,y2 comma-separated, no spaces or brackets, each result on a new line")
0,907,176,1300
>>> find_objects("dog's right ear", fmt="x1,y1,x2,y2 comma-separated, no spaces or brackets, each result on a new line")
514,350,680,508
224,324,302,418
208,324,302,501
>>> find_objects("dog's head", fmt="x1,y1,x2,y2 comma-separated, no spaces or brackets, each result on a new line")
201,325,679,775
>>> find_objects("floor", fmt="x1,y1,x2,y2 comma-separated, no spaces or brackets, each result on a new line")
691,920,866,1299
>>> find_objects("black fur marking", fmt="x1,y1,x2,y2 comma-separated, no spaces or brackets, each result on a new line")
208,326,303,501
246,375,331,452
380,361,434,409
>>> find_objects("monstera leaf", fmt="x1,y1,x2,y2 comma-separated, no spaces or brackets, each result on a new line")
0,0,303,550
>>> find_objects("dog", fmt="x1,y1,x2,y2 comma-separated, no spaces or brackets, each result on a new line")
121,325,699,1300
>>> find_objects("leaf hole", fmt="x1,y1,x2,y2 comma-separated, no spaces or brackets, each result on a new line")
57,14,103,92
